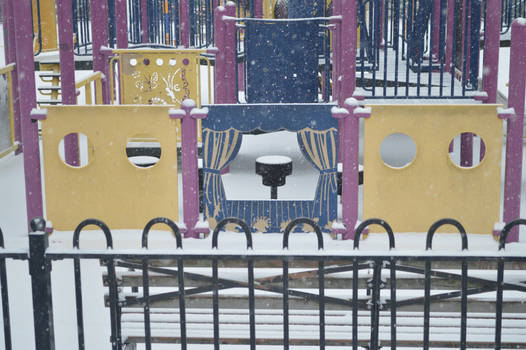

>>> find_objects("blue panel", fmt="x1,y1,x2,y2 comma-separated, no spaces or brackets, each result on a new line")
245,20,320,103
202,103,337,132
288,0,325,18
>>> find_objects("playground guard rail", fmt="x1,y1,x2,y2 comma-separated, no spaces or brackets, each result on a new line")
0,217,524,349
75,71,106,105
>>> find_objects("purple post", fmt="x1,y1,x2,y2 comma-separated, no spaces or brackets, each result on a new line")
13,0,43,227
224,2,237,103
339,0,356,104
482,0,502,103
57,0,80,166
445,0,455,72
2,0,22,151
332,98,361,240
141,0,149,43
90,0,111,104
502,19,526,243
214,5,227,103
253,0,263,18
330,2,341,102
172,101,209,238
115,0,129,48
180,0,190,47
460,133,473,167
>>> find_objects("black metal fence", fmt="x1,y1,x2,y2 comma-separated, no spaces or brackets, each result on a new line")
1,217,526,349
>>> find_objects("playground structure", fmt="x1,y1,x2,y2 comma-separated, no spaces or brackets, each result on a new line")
0,0,524,240
0,0,526,349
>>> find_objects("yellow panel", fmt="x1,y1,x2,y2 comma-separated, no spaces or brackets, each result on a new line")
32,0,58,52
117,50,202,106
363,105,503,234
42,106,179,231
116,49,205,142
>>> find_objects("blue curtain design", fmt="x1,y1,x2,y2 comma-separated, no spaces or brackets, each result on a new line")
202,128,242,228
297,128,338,229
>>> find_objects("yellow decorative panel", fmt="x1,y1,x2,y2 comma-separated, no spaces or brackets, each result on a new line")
116,49,202,106
363,105,503,234
114,49,207,142
42,106,179,231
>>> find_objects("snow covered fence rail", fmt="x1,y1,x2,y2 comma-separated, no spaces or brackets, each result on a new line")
56,218,526,350
19,217,526,349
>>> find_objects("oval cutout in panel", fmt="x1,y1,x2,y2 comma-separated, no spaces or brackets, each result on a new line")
380,133,417,169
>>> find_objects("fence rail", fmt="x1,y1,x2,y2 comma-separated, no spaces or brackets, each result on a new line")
0,217,523,349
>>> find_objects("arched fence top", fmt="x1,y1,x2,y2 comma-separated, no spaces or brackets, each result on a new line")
283,218,324,250
142,217,182,249
353,218,395,250
499,219,526,250
426,218,467,251
73,219,113,249
212,218,253,249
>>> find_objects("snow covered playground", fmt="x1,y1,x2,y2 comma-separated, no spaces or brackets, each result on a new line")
1,0,526,349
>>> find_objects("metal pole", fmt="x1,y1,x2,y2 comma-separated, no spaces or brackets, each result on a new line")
502,19,526,243
57,0,80,166
13,0,43,227
29,218,55,350
482,0,502,103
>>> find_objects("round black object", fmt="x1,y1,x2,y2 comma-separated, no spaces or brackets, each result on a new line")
256,156,292,199
256,156,292,187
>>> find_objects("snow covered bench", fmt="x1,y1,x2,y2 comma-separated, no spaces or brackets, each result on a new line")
101,218,526,349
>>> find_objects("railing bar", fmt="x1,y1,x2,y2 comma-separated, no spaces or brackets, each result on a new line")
460,258,468,350
178,257,187,350
0,258,12,350
495,258,504,350
319,259,325,350
283,258,289,350
107,258,121,350
390,257,397,350
393,0,400,96
142,257,152,350
383,0,389,97
352,257,358,350
428,2,434,96
423,260,431,350
213,257,219,350
248,260,256,350
73,258,85,350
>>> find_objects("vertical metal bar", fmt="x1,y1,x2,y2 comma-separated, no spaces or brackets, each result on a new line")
142,257,151,350
28,222,54,350
461,0,469,96
460,258,467,350
423,259,431,350
495,258,504,350
370,260,381,350
450,0,458,96
0,229,12,350
482,0,502,102
439,0,445,97
405,0,412,97
382,0,388,97
390,257,396,350
352,257,359,350
213,257,219,350
106,258,122,350
14,0,43,227
248,259,256,350
319,259,325,350
502,19,526,243
73,257,85,350
428,1,434,96
283,257,289,350
393,0,400,96
178,258,187,349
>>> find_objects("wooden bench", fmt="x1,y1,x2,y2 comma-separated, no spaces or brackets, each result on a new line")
105,257,526,349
